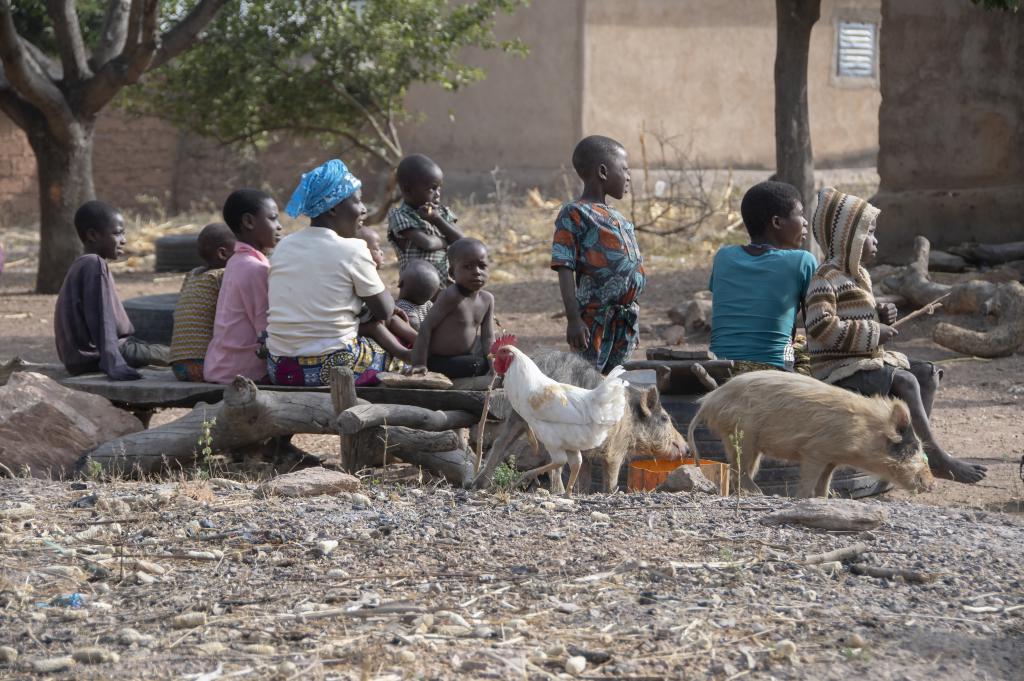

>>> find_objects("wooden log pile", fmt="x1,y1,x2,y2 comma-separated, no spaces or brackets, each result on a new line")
881,236,1024,358
329,367,478,486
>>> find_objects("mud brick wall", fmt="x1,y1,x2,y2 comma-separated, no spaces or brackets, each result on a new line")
874,0,1024,260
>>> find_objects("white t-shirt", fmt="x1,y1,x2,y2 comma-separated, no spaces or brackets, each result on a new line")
267,227,386,356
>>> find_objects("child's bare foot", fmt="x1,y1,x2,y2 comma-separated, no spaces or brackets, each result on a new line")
927,447,987,483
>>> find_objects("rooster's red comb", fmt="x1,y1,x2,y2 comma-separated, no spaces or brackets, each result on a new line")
489,333,517,355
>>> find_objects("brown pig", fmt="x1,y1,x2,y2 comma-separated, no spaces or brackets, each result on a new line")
688,371,934,498
474,351,687,493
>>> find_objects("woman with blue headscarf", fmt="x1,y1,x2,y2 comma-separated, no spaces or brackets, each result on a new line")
265,159,405,385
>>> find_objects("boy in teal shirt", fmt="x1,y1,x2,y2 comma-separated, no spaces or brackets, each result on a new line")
709,181,816,373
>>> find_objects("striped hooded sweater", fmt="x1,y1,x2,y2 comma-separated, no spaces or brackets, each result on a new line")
805,187,908,383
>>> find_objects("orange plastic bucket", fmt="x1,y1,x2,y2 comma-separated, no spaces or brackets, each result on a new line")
627,458,730,495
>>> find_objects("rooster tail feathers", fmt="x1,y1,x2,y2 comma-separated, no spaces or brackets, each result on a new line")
605,365,626,381
586,365,628,426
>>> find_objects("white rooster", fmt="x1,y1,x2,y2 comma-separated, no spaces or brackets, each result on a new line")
490,335,628,495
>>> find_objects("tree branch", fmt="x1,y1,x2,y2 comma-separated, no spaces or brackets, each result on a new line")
81,0,160,116
0,78,34,130
44,0,91,82
150,0,230,71
0,0,75,140
90,0,132,71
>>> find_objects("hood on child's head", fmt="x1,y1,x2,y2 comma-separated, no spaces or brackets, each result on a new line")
812,186,880,276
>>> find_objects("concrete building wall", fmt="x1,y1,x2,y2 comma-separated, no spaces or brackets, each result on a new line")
401,0,585,194
874,0,1024,259
1,0,884,225
581,0,880,171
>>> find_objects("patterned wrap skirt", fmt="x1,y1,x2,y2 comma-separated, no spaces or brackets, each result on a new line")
267,336,405,387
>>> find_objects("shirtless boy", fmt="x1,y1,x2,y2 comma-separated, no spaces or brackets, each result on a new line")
410,238,494,379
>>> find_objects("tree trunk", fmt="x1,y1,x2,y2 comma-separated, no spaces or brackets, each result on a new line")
774,0,821,213
26,120,96,294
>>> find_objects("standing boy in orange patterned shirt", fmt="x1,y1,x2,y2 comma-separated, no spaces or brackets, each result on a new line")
551,135,646,374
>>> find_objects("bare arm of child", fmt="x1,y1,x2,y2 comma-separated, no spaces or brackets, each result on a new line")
479,291,495,362
418,204,464,244
556,267,589,350
359,319,412,363
401,229,447,252
409,286,460,374
362,290,397,324
385,313,418,348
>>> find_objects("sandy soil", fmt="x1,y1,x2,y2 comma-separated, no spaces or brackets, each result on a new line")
0,479,1022,680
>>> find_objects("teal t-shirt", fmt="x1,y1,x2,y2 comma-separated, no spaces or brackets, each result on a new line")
708,245,817,368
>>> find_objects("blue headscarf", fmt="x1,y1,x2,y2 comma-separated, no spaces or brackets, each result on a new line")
285,159,362,218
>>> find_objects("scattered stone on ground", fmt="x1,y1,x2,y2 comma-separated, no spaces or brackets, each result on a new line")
760,498,889,531
0,372,143,478
0,478,1020,680
656,463,717,494
255,466,360,498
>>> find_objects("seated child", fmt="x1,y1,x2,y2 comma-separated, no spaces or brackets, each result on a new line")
203,189,282,384
708,180,817,374
552,135,645,374
387,153,463,285
169,223,237,382
355,226,417,363
396,260,441,330
410,238,494,378
806,187,987,484
54,200,170,380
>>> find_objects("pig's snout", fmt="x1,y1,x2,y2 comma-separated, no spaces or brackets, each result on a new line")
670,439,689,460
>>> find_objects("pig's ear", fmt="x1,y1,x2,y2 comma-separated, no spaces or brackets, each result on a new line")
890,400,912,433
639,386,659,416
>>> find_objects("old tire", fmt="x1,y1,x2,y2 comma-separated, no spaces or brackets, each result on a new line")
123,293,179,345
658,394,894,499
155,234,203,272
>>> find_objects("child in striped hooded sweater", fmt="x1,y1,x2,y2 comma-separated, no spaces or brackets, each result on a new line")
805,187,986,484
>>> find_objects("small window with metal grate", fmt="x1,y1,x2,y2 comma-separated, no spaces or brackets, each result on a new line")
836,21,877,79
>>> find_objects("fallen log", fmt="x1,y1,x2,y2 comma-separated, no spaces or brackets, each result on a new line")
928,249,968,273
338,404,477,435
949,240,1024,266
330,423,475,484
881,236,1002,315
881,236,951,308
933,281,1024,358
624,360,734,394
81,377,345,474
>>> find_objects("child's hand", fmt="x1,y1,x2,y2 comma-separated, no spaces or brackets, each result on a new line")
416,203,437,222
392,307,410,324
878,324,899,344
876,302,898,325
566,318,590,351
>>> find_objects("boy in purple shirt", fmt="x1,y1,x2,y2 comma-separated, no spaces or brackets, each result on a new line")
54,201,169,380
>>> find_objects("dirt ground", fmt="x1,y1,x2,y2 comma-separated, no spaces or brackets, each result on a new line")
1,213,1024,680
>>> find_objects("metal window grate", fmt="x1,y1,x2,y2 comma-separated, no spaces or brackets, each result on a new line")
837,21,877,78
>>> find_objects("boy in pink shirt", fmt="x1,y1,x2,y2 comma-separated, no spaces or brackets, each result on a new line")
203,189,282,384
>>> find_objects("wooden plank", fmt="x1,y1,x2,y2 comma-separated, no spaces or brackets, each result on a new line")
59,369,502,414
623,360,734,395
645,347,715,361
